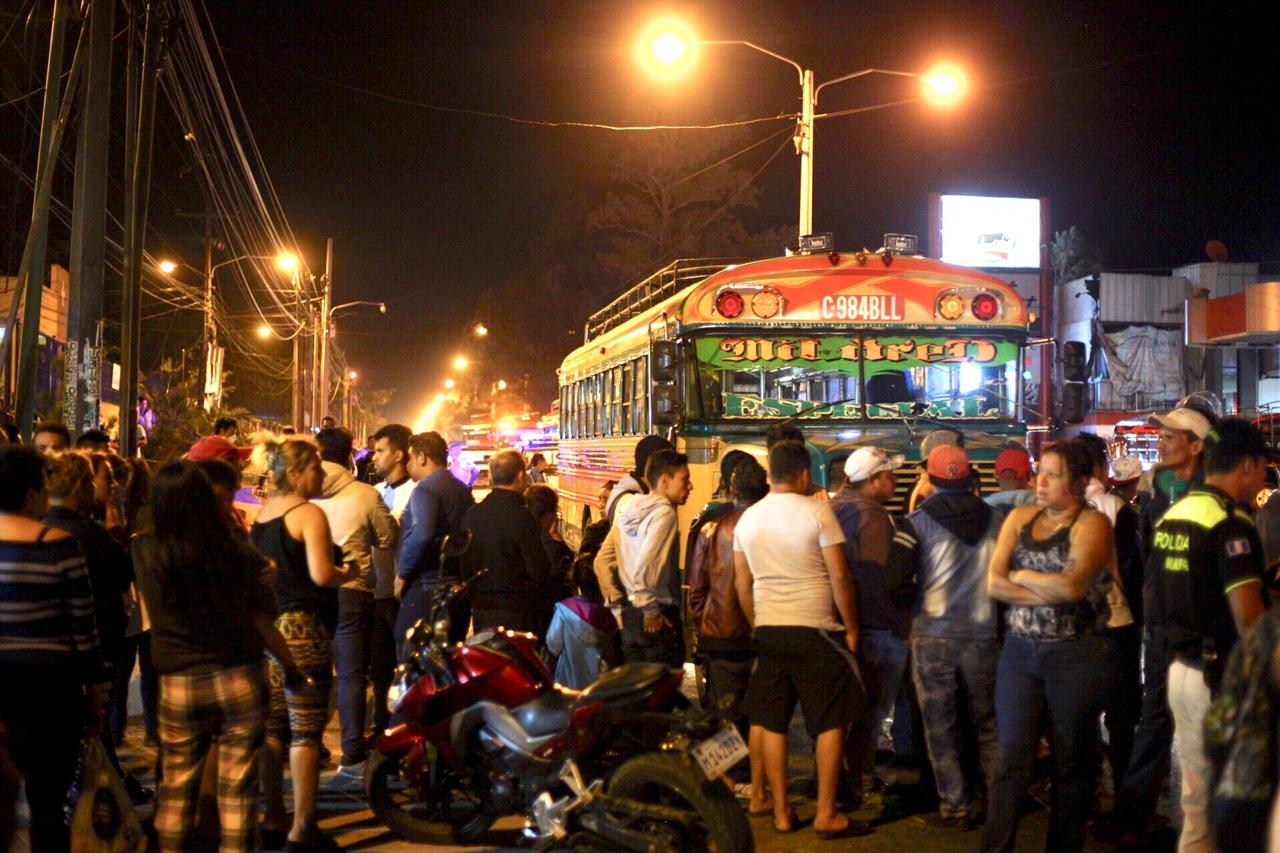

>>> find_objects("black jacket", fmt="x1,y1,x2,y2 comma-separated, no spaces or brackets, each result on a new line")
461,488,553,613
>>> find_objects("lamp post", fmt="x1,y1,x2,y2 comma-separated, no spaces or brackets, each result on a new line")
159,250,299,412
317,298,385,425
642,25,965,236
343,369,357,427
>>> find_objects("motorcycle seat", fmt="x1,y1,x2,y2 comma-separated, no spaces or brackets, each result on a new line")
511,690,575,738
576,662,668,703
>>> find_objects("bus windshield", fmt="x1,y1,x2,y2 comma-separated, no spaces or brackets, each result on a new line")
693,334,1021,421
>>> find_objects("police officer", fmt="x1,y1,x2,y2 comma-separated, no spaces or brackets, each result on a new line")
1149,418,1269,853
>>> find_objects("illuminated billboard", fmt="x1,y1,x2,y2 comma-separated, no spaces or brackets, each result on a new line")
936,195,1042,269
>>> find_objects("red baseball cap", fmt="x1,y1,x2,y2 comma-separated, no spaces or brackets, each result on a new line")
185,434,252,463
927,444,972,484
994,447,1032,480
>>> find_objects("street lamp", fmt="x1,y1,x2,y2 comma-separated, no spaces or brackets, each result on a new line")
472,323,488,338
157,250,303,413
641,24,966,236
256,324,272,339
444,377,456,389
452,355,469,372
342,369,358,427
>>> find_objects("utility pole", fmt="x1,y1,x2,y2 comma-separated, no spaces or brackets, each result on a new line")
8,0,69,437
316,237,332,425
291,275,303,429
67,0,116,434
119,0,165,456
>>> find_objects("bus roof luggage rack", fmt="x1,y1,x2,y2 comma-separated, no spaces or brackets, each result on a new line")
585,258,742,342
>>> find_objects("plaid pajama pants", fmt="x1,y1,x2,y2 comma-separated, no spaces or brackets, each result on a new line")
155,663,267,853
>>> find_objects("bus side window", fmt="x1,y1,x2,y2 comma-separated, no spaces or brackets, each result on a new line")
611,366,623,435
560,386,570,439
634,358,648,432
621,362,633,434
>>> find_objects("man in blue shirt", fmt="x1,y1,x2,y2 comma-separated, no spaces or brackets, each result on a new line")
393,431,474,656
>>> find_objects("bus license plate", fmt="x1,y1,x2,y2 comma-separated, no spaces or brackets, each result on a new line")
692,727,748,780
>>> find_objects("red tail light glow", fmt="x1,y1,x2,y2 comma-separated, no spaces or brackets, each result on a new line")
715,290,745,318
971,293,1000,321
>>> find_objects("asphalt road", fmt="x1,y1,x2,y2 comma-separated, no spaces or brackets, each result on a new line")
11,671,1177,851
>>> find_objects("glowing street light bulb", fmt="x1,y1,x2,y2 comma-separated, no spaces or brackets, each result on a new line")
452,355,469,371
444,378,456,389
639,20,697,78
348,370,358,381
496,379,508,391
274,252,299,272
473,323,488,337
651,31,689,66
921,66,967,106
158,260,177,274
435,393,445,402
256,324,272,339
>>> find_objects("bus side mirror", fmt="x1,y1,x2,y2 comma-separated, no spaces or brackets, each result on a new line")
1061,382,1088,424
652,340,678,383
653,385,680,425
1062,341,1087,383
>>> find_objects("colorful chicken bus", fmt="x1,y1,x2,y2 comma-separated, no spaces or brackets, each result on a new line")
555,244,1035,549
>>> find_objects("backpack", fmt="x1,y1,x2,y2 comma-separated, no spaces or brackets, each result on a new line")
1203,607,1280,853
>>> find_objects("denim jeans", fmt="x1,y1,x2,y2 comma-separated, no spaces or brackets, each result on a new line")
911,635,998,817
335,588,376,765
982,633,1116,853
368,596,400,733
1114,626,1173,824
1102,624,1142,798
702,649,754,739
621,605,685,668
843,629,909,795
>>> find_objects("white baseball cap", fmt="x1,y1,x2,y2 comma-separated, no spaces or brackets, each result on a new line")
1147,407,1211,440
845,447,904,482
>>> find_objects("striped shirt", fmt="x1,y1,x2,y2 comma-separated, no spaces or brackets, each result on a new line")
0,533,103,682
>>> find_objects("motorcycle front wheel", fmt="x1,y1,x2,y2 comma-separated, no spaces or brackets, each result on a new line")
364,750,495,844
606,752,753,853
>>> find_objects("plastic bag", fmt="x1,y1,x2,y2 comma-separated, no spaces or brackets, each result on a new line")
68,738,145,853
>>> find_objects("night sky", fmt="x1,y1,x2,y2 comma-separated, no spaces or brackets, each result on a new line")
192,0,1276,425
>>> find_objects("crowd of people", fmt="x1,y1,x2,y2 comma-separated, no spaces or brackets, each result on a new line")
4,403,1280,852
674,410,1280,852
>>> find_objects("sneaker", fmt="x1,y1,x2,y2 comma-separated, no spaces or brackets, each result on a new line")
336,760,366,780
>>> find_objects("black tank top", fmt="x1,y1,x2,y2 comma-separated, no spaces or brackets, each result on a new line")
1005,508,1111,640
250,504,338,630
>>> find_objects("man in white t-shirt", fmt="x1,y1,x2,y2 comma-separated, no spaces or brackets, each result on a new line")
733,440,866,839
368,424,415,733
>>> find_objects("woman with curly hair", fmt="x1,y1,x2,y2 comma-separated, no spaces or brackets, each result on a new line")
251,436,348,852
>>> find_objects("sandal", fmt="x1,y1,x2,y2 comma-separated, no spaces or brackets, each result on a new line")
772,810,806,834
814,816,871,840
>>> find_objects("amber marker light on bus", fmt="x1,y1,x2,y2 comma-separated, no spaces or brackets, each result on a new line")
937,292,965,320
971,293,1001,321
751,290,782,318
715,289,745,318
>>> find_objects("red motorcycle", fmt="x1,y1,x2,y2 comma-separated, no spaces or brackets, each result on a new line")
364,537,752,851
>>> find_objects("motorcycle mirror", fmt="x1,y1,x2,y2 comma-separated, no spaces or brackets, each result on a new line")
440,531,472,560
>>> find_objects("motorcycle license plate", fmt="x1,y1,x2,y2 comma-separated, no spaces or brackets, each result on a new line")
692,726,748,780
